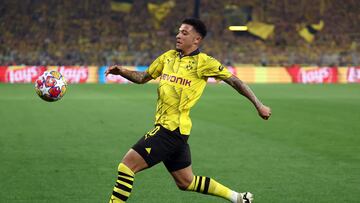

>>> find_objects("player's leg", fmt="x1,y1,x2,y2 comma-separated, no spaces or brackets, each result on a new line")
165,142,253,203
170,166,252,203
110,125,172,203
109,149,148,203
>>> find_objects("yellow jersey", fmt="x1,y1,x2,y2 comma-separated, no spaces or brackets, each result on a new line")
146,49,232,135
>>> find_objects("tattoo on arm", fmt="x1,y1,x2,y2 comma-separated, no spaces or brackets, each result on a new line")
119,69,152,84
224,75,263,109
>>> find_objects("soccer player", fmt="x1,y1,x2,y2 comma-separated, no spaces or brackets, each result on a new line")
105,18,271,203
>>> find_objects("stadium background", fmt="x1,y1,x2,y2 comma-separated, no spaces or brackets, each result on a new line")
1,0,360,202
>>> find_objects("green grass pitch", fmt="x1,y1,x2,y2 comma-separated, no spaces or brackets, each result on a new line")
0,83,359,203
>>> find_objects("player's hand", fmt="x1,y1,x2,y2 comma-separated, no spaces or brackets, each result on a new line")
257,104,271,120
105,65,122,76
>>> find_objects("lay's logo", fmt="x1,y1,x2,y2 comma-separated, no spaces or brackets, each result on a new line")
299,67,337,83
5,66,46,83
347,67,360,83
58,66,88,83
286,66,338,84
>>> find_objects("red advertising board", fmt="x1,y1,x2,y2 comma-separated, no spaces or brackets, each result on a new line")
0,66,95,84
286,65,338,84
1,65,358,84
346,67,360,83
0,66,7,82
1,66,46,83
57,66,89,84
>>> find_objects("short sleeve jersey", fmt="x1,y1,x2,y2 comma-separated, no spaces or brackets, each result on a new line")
146,49,232,135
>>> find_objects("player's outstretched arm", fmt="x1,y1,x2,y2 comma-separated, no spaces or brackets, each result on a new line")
224,75,272,120
105,65,152,84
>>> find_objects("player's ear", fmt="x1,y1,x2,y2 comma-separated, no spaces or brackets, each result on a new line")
193,34,202,45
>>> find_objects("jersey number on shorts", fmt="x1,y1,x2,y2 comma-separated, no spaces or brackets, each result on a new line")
145,126,160,140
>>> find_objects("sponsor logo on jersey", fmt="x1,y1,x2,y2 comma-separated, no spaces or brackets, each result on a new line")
160,73,191,86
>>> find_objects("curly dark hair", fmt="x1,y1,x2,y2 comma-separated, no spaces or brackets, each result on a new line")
182,18,207,38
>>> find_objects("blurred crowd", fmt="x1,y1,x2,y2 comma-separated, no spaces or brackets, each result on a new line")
1,0,360,66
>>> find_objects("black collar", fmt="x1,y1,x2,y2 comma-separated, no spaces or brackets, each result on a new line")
178,49,200,58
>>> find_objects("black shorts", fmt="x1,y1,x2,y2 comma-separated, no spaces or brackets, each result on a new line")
132,125,191,172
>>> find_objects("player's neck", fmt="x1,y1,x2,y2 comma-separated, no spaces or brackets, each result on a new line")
180,46,199,57
178,47,199,57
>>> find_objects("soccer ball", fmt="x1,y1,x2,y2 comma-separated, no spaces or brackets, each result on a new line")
35,70,67,102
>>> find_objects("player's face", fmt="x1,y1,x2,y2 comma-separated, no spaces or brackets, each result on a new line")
176,24,201,53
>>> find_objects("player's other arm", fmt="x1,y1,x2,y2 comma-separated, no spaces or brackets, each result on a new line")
105,65,152,84
224,75,272,120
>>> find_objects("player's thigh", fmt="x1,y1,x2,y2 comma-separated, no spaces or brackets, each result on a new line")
163,141,192,172
131,125,172,168
122,149,148,173
165,143,193,189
